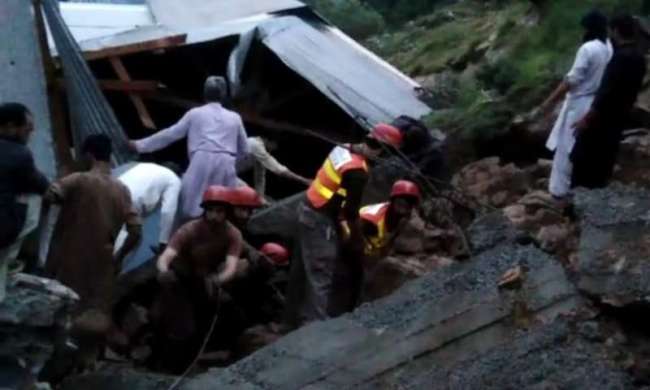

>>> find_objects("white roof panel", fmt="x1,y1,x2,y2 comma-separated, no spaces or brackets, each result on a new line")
147,0,305,29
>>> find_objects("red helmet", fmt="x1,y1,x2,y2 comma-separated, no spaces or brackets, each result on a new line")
390,180,421,202
369,123,403,148
231,186,263,208
260,243,289,266
202,185,233,207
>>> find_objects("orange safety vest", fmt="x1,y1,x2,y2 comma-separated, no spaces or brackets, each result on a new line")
306,146,368,209
359,202,391,257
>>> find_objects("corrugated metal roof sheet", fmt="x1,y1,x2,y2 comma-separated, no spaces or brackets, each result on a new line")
238,16,430,126
148,0,305,28
44,0,135,164
59,0,145,3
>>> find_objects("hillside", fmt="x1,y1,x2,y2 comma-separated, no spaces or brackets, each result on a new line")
309,0,648,163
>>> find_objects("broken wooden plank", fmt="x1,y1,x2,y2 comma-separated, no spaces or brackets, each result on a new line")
84,35,187,61
109,56,156,129
98,80,161,93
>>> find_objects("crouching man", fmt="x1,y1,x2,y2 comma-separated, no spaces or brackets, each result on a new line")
330,180,421,316
150,185,242,373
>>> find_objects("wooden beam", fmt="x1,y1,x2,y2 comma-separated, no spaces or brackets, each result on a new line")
99,79,160,93
109,56,156,129
144,92,344,143
83,35,187,61
55,79,161,94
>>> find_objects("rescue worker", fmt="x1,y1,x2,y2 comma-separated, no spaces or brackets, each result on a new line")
228,185,264,235
330,180,421,316
150,185,243,373
284,123,403,328
44,134,142,368
0,103,49,302
113,161,182,271
129,76,249,226
229,242,290,328
237,135,311,198
360,180,421,259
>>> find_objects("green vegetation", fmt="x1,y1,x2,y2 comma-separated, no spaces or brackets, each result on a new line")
367,0,646,140
302,0,386,39
305,0,647,141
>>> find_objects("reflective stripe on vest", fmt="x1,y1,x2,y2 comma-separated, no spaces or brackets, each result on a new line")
360,203,390,257
307,146,367,209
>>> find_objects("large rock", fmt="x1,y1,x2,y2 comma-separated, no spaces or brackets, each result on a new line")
452,157,546,209
178,243,581,389
0,274,78,389
574,185,650,306
617,130,650,188
467,211,522,254
503,190,577,260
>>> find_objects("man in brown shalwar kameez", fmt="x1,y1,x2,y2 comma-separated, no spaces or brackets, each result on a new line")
44,134,142,366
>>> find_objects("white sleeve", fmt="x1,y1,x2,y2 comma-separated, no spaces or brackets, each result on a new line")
251,139,289,175
565,43,592,87
159,177,181,244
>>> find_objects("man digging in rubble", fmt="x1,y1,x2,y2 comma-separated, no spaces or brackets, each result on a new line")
0,103,49,302
229,243,290,333
284,123,403,328
129,76,249,226
330,180,422,316
150,185,242,373
113,161,182,270
44,134,142,368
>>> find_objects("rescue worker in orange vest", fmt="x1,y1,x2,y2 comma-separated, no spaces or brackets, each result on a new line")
330,180,421,316
360,180,421,259
284,123,403,328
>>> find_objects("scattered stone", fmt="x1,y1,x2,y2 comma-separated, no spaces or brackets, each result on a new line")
498,265,524,290
452,157,531,208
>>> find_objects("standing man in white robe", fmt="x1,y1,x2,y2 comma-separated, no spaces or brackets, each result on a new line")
540,10,612,199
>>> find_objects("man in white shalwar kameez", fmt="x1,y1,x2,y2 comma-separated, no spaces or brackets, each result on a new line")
541,10,613,198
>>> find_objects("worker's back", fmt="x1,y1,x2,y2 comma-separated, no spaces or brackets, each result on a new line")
45,168,136,312
185,103,247,156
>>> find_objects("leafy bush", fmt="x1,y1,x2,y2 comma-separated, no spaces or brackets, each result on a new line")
303,0,386,39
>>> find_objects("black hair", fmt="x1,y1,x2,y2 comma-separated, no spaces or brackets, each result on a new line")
610,14,638,40
581,9,608,43
0,102,30,128
81,134,112,162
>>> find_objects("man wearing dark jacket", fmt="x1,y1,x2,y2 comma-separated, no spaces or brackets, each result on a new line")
572,14,647,188
0,103,49,301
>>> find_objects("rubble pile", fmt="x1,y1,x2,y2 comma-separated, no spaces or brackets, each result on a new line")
0,274,78,389
92,183,648,389
451,157,551,208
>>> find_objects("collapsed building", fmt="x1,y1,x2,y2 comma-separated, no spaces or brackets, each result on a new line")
42,0,434,270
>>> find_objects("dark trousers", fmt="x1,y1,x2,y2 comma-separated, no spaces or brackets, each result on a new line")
328,243,364,317
571,123,622,189
284,201,338,328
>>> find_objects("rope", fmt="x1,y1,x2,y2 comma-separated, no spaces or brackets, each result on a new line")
166,300,220,390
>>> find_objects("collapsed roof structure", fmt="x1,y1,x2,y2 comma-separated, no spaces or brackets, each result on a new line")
46,0,431,173
37,0,433,271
